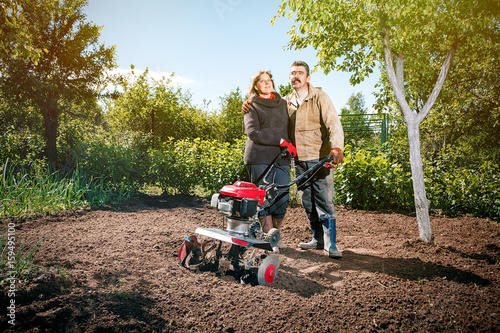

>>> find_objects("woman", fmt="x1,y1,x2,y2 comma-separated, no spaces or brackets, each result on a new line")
243,70,296,253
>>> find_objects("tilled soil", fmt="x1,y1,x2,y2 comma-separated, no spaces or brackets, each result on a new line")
1,194,499,332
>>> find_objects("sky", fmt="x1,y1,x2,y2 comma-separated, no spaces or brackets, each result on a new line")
84,0,381,111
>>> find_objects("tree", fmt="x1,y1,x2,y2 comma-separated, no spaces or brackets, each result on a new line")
217,88,245,143
0,0,116,169
274,0,500,242
341,92,367,116
107,68,217,146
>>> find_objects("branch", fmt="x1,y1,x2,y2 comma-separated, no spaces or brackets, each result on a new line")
395,54,404,95
382,29,413,121
418,45,458,123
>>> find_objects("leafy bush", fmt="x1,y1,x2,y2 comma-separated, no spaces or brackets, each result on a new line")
0,126,45,168
334,146,499,220
334,147,413,211
150,138,248,195
73,130,150,193
425,150,500,219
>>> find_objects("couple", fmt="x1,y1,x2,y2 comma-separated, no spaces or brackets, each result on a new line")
243,60,345,259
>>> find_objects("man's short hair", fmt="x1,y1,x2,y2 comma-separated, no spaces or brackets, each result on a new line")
291,60,310,76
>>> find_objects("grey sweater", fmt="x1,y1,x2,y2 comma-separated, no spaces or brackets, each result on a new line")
243,92,290,166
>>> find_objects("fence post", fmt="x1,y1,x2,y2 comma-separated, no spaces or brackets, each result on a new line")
381,113,388,145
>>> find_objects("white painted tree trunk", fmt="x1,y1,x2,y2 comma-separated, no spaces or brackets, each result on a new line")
407,121,432,243
382,32,457,243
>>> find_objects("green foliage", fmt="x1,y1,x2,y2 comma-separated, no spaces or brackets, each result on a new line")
275,0,499,87
335,147,413,211
334,145,499,220
1,163,68,218
0,99,46,167
0,0,117,167
0,0,52,64
216,88,246,143
0,158,132,219
420,38,500,163
57,100,106,167
0,99,44,134
1,161,84,218
106,68,219,146
0,126,45,168
341,92,367,116
73,130,150,193
278,83,293,97
150,138,248,195
425,148,500,219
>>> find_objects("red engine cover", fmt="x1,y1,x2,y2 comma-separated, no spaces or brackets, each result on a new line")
219,181,266,205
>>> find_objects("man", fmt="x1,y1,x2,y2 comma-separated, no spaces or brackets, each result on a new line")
243,60,344,258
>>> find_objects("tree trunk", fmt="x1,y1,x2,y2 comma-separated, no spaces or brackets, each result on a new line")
407,121,432,243
42,105,59,171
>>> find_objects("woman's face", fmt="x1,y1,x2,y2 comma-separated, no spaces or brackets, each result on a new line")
255,73,273,96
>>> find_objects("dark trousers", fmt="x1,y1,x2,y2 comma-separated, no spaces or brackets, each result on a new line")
295,159,337,239
247,164,290,219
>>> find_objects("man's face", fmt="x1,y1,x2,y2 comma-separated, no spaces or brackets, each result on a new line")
289,66,310,90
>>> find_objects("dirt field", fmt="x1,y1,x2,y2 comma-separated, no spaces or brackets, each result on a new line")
1,194,499,332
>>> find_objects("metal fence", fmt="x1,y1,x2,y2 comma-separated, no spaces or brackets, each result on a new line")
339,113,389,146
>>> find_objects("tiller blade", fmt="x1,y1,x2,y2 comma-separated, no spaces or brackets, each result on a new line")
178,234,202,269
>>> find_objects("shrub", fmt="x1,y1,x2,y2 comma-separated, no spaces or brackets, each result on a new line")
334,146,499,220
0,126,45,168
150,138,248,195
334,147,413,211
425,153,500,219
72,130,150,193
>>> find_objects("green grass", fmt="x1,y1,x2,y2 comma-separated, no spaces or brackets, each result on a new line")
0,226,44,282
0,160,133,219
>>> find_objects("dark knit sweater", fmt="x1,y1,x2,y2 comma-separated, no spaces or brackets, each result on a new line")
243,92,290,166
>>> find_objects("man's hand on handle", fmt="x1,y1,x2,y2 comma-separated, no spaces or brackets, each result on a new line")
326,148,344,167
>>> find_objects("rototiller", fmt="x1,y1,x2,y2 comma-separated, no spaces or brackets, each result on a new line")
178,152,333,285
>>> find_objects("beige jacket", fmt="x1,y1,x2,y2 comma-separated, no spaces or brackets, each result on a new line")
285,84,344,161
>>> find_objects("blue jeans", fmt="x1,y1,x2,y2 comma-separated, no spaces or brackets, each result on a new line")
247,164,290,219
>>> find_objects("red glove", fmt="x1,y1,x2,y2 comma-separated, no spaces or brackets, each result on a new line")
280,139,297,157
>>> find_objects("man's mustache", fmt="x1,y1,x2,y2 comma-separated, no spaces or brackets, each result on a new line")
292,78,301,84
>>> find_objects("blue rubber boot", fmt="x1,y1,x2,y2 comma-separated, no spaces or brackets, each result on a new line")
298,221,324,249
322,218,342,258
